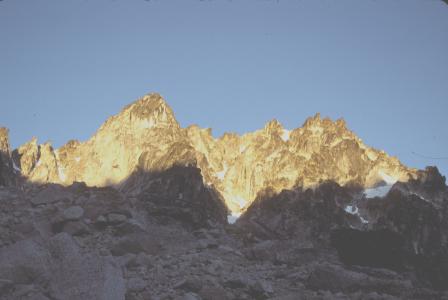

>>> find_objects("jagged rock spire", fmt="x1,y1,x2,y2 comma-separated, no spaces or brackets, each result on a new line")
0,127,11,155
263,119,283,135
0,127,16,186
125,93,180,130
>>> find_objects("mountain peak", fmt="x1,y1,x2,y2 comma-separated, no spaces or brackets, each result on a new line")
0,127,12,159
128,93,177,124
264,119,284,134
335,118,346,128
301,114,349,134
0,127,16,186
302,113,322,127
0,127,9,148
99,92,180,133
134,92,165,108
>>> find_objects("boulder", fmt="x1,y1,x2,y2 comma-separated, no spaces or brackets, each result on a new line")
31,185,70,205
110,234,160,256
174,277,203,293
63,206,84,221
107,213,127,224
0,238,50,285
126,277,147,292
48,233,126,300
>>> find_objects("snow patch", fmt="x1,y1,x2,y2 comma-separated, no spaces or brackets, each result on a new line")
345,205,358,215
58,167,66,182
227,212,241,224
230,195,248,209
141,118,155,129
359,216,369,224
280,129,291,142
344,205,368,224
411,192,429,203
309,126,323,134
36,160,42,167
216,164,228,180
364,185,393,198
366,150,378,161
159,110,168,122
379,171,398,185
12,161,21,172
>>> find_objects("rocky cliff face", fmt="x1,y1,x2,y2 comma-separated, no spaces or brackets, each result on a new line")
238,166,448,291
0,127,16,186
12,93,415,216
14,93,184,187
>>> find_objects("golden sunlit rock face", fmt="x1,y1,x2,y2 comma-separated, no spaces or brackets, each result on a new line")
0,127,16,186
13,93,416,214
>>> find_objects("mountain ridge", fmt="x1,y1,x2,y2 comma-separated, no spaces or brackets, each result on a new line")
7,93,416,214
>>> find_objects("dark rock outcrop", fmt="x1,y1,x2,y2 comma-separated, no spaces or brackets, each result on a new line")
123,165,228,228
239,167,448,293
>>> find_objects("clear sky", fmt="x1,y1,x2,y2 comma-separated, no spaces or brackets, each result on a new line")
1,0,447,176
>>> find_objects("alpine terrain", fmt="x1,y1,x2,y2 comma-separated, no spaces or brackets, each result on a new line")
0,93,447,300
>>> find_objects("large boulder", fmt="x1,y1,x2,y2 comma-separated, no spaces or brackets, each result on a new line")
0,234,125,300
48,233,125,300
0,238,51,285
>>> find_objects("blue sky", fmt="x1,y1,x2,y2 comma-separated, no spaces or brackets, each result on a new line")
1,0,447,176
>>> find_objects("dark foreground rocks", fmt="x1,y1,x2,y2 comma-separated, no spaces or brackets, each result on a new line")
0,167,447,299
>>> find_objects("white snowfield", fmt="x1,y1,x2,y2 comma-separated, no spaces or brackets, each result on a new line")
345,205,369,224
364,171,398,198
12,161,21,172
364,185,393,198
227,212,242,224
58,166,66,182
216,163,228,180
281,129,291,142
